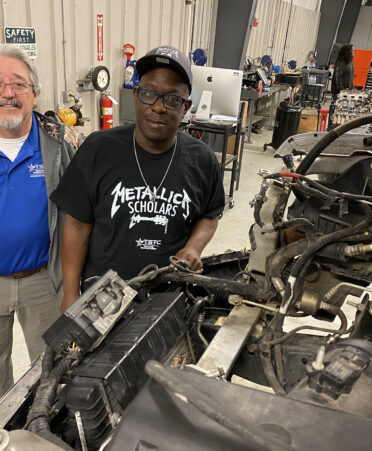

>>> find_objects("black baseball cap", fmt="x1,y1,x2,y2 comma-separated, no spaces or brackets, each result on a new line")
136,45,192,94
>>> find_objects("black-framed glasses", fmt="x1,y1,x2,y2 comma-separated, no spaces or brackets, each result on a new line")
137,87,186,110
0,82,34,95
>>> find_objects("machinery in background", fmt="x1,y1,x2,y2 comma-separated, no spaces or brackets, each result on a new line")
330,89,372,127
1,116,372,450
57,93,84,127
243,55,271,90
45,92,84,127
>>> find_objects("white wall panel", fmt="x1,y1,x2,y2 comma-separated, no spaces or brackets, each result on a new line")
283,0,321,11
351,5,372,50
0,0,216,135
247,0,320,69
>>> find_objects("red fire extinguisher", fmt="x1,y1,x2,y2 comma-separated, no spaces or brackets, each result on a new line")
100,93,113,130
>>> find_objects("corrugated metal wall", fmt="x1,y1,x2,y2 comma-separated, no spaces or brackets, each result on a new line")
246,0,320,69
0,0,216,135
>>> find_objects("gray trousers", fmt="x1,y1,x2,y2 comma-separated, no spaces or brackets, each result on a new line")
0,268,60,397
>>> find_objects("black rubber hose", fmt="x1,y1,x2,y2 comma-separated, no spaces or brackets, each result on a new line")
269,218,314,233
258,314,286,395
268,239,307,282
345,232,372,242
316,242,347,261
186,299,205,327
155,271,270,301
284,203,372,311
300,175,372,202
296,115,372,176
260,352,286,395
274,340,285,388
293,180,329,200
321,303,348,332
291,203,371,280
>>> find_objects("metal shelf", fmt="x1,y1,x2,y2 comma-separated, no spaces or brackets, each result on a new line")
214,153,238,168
252,115,265,124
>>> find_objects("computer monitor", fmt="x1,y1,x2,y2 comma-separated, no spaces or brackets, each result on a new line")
191,65,243,118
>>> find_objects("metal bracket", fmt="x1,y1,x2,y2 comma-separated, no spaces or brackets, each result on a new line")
77,66,95,93
77,79,95,92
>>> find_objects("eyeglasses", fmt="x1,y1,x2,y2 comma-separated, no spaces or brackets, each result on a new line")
137,87,186,110
0,82,34,95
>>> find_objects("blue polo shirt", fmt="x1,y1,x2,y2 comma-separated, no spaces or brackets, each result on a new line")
0,113,50,274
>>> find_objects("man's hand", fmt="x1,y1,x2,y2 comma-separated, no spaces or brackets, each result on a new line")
174,217,219,271
175,246,203,271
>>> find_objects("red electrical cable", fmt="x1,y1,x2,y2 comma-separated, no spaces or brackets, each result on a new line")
278,172,301,179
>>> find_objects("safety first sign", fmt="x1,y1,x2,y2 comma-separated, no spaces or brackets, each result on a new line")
4,27,37,59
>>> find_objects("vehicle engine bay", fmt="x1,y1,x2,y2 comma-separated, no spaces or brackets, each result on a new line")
1,115,372,451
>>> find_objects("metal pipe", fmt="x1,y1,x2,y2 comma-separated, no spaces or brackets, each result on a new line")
327,0,348,65
197,313,209,347
61,0,68,97
186,330,196,364
281,0,294,66
189,0,197,56
229,295,278,313
344,243,372,257
323,282,372,303
269,0,281,58
183,0,193,57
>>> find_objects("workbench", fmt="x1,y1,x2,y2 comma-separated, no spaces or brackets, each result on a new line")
241,84,289,143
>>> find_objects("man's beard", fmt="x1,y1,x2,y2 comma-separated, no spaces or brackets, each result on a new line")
0,113,26,131
0,99,27,132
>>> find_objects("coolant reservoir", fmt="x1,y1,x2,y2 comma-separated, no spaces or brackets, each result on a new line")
0,429,65,450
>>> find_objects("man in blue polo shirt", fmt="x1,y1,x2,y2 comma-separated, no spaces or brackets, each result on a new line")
0,45,79,397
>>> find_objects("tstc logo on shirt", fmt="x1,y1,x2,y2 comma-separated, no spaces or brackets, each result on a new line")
136,238,162,250
28,164,45,178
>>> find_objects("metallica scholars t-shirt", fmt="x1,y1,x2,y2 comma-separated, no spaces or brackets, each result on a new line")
51,124,225,280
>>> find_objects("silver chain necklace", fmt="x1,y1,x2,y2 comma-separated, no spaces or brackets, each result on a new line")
133,132,177,202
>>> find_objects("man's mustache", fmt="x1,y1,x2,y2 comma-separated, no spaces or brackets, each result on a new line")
0,99,22,108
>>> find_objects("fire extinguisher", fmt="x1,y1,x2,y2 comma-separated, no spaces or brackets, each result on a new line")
100,92,113,130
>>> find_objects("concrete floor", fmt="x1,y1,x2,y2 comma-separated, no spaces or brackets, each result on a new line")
204,126,280,256
11,124,356,383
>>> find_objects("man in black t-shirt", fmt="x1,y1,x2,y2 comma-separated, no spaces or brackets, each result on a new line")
51,45,225,312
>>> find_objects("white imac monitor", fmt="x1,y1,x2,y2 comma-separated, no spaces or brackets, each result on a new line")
191,65,243,118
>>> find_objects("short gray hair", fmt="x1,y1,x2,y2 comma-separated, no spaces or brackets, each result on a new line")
0,44,41,95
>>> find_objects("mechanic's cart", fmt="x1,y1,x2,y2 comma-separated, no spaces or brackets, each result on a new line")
186,114,243,209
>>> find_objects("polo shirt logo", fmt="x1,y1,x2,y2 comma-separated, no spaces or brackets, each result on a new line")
28,163,45,178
